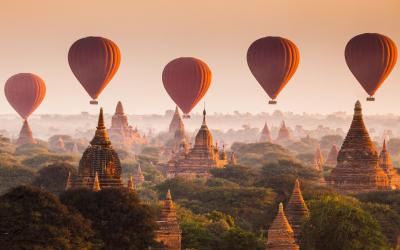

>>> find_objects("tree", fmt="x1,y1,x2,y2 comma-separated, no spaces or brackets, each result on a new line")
301,195,389,250
0,166,35,194
60,188,156,250
210,165,257,186
32,163,77,195
0,186,95,249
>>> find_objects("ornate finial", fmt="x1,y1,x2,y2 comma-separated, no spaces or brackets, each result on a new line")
175,106,179,114
166,189,172,200
127,175,135,191
98,108,105,129
202,104,207,125
137,164,142,173
278,202,284,213
294,178,300,190
93,172,101,192
116,101,124,115
91,108,111,146
354,100,362,116
383,139,387,151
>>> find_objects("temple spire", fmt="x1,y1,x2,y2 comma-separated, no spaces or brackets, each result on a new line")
202,107,207,125
127,175,135,191
90,108,111,146
93,172,101,192
17,120,36,145
115,101,124,115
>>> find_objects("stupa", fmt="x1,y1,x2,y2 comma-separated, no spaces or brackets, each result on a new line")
154,190,182,250
165,107,187,154
276,121,290,142
108,101,146,147
313,146,324,171
325,144,338,166
166,109,228,179
285,179,309,243
327,101,390,193
259,122,272,143
379,140,400,189
266,203,299,250
68,108,123,189
16,120,36,145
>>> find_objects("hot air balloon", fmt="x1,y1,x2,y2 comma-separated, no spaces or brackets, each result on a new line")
68,36,121,104
345,33,398,101
162,57,212,118
4,73,46,120
247,36,300,104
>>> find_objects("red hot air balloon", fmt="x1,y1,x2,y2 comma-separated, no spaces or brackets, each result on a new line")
247,36,300,104
68,36,121,104
4,73,46,120
345,33,398,101
162,57,212,118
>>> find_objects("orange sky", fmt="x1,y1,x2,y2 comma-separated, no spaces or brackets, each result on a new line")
0,0,399,115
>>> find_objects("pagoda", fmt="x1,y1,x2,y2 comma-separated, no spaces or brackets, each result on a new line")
266,203,299,250
313,146,324,171
285,179,309,243
165,107,187,154
108,101,146,147
169,106,184,134
379,140,400,189
259,122,272,143
16,120,36,145
276,121,290,142
166,109,228,179
325,144,338,166
327,101,390,193
134,165,145,186
69,108,123,189
154,190,182,250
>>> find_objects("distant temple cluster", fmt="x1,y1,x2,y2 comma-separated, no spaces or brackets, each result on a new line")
259,121,291,144
108,101,146,148
165,108,235,179
327,101,400,193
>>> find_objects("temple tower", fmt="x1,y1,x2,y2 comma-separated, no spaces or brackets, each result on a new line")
327,101,390,193
16,120,36,145
154,190,182,250
266,203,299,250
169,106,185,134
285,179,309,243
134,165,145,186
379,140,400,189
276,121,290,142
259,122,272,143
313,146,324,171
325,144,338,166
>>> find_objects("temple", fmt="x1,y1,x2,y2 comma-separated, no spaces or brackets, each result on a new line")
16,120,36,145
165,109,228,179
266,203,299,250
285,179,309,243
259,122,272,143
108,101,146,148
379,140,400,189
165,107,187,154
325,144,338,166
154,190,182,250
327,101,390,193
275,121,290,142
313,146,324,171
134,165,145,186
68,108,123,190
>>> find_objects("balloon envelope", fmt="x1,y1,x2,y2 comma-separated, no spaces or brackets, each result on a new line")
247,36,300,102
162,57,212,114
345,33,398,97
68,36,121,102
4,73,46,120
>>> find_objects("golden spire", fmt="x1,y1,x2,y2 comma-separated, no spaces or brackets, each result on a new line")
202,107,207,125
165,189,174,209
90,108,111,146
127,175,135,191
267,203,299,250
93,172,101,192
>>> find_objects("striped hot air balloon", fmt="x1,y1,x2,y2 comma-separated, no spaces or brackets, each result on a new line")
345,33,398,101
68,36,121,104
4,73,46,120
162,57,212,118
247,36,300,104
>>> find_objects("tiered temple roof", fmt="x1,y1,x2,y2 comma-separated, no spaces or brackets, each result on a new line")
313,146,324,171
259,122,272,143
154,190,182,250
166,109,228,179
379,140,400,189
69,108,123,190
325,144,338,166
285,179,309,243
108,101,146,147
276,121,290,142
16,120,36,145
266,203,299,250
327,101,390,193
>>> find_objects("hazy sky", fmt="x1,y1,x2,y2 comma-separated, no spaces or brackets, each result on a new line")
0,0,399,115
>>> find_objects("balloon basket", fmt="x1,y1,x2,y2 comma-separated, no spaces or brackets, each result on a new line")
268,100,277,105
183,114,191,119
90,100,98,105
366,97,375,101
